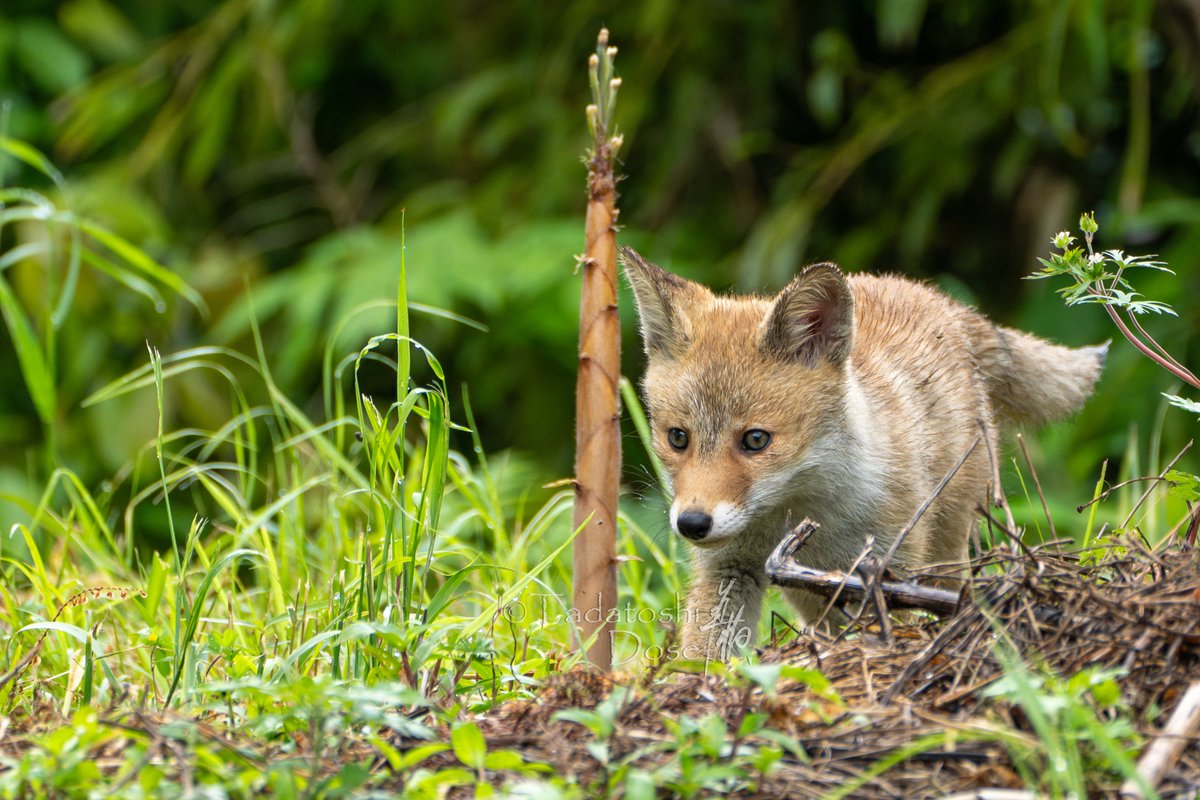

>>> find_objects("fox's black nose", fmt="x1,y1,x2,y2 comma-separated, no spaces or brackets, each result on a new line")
676,510,713,540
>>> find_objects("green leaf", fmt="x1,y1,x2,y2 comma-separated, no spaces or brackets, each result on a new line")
482,750,524,771
184,43,247,185
58,0,144,62
807,69,843,127
395,742,450,770
780,665,842,704
15,620,90,644
552,708,611,738
12,20,91,94
412,767,474,791
622,769,657,800
1164,395,1200,421
0,138,65,185
78,218,206,313
738,662,783,696
877,0,928,48
698,713,728,757
737,711,768,737
1165,469,1200,502
585,740,610,765
0,275,56,423
1089,675,1122,708
451,722,487,770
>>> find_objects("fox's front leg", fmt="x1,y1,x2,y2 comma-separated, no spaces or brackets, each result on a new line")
680,564,766,662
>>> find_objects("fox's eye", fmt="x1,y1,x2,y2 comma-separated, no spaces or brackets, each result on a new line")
667,428,689,451
742,429,771,452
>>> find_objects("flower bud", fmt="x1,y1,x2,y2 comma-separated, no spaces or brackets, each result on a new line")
1080,211,1098,235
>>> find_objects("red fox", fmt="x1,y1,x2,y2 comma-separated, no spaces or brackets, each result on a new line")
621,246,1106,661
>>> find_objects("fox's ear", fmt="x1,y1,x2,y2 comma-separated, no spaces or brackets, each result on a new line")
760,262,854,367
620,246,701,358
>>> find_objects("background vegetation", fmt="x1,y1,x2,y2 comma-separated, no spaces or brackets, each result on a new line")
2,0,1196,498
1,1,1198,795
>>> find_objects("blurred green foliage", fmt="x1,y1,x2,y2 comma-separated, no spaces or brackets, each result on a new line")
1,0,1197,530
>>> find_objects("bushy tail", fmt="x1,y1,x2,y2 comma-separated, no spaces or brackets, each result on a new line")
973,323,1108,427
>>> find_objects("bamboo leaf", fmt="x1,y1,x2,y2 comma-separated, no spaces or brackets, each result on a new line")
0,137,65,185
78,218,207,314
0,275,55,423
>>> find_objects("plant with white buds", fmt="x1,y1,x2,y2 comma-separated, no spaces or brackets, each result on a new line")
1031,212,1199,418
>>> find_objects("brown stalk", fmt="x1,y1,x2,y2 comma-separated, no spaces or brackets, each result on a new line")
978,417,1017,536
572,28,624,670
875,434,982,577
1016,433,1056,541
1119,439,1193,532
1094,294,1200,390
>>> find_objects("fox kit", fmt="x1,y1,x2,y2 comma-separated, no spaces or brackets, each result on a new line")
622,246,1106,661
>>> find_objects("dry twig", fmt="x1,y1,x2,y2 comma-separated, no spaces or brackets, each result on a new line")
1121,680,1200,798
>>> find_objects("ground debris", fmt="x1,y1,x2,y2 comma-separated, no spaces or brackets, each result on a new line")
442,541,1200,798
3,542,1198,798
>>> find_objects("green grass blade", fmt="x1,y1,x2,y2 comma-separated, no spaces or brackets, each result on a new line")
78,218,207,314
1083,460,1108,548
423,562,484,624
459,518,585,641
0,241,49,272
15,621,89,643
81,345,257,407
0,137,66,185
621,376,667,490
397,211,410,420
163,547,263,707
80,248,166,309
148,344,180,566
50,206,83,328
0,275,55,423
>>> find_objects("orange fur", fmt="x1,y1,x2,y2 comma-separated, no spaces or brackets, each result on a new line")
622,247,1106,661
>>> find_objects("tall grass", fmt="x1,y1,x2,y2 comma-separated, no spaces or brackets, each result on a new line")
0,138,678,733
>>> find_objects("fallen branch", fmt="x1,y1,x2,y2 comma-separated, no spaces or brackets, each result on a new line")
765,523,964,616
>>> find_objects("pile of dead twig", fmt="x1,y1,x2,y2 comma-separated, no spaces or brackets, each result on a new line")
436,537,1200,799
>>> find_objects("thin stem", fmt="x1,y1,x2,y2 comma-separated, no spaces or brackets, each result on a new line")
1017,433,1056,541
1105,261,1125,295
1086,245,1198,387
1119,440,1193,532
1128,311,1197,382
1099,299,1200,390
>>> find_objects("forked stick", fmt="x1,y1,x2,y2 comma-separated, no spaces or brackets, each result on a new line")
765,525,963,616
